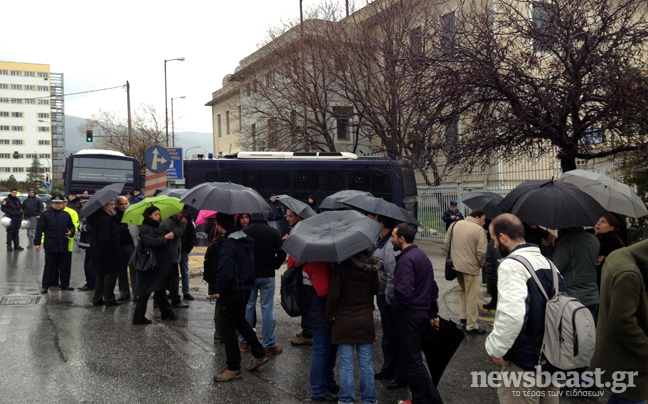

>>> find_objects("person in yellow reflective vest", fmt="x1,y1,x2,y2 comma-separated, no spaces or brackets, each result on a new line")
41,203,79,289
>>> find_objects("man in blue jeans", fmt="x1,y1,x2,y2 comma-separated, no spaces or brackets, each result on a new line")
238,216,287,355
391,223,443,404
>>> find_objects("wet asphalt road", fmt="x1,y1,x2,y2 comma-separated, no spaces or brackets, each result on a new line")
0,233,608,404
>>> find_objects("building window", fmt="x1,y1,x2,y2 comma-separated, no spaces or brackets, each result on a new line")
443,115,460,164
11,98,23,104
245,82,251,97
13,167,24,173
38,85,49,91
440,11,457,58
24,71,35,77
410,27,424,57
12,139,24,145
251,123,257,150
37,72,48,78
532,2,556,52
11,112,23,118
0,70,8,75
333,106,353,141
11,126,24,131
267,118,278,149
38,140,50,145
38,113,50,118
252,80,258,94
0,125,9,131
10,70,21,76
24,85,35,91
0,153,10,159
0,112,8,117
0,84,8,89
38,126,50,132
39,153,51,159
0,167,11,173
266,71,275,87
25,99,35,104
11,84,22,90
217,114,222,138
0,98,8,103
38,99,49,105
225,111,230,135
0,139,9,145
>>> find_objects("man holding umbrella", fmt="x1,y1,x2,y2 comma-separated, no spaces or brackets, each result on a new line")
90,199,122,307
210,212,269,382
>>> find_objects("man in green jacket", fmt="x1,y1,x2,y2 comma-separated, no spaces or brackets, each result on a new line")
589,239,648,403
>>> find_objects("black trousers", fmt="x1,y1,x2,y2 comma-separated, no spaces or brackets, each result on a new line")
220,290,265,371
133,289,175,322
377,294,407,379
93,271,118,304
397,315,443,404
118,244,134,295
167,262,181,304
42,251,67,289
81,247,95,288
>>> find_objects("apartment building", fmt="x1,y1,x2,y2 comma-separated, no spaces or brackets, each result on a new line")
0,61,64,183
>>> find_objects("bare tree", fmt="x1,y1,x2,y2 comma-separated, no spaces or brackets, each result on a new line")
443,0,648,172
80,104,166,170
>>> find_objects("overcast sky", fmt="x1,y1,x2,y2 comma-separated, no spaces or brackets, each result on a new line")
0,0,315,134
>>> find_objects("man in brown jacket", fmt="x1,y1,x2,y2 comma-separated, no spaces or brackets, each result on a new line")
444,209,487,334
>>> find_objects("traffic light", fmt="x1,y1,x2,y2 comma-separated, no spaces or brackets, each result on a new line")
86,130,93,142
45,174,49,183
12,151,19,159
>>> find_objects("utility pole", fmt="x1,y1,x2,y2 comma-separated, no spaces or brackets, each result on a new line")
127,81,132,156
300,0,309,151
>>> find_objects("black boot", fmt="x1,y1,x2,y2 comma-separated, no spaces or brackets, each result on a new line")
7,231,13,251
13,232,23,251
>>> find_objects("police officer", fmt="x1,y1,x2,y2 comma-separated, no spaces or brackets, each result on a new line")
1,188,24,251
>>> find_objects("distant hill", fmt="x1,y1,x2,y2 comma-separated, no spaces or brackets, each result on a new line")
64,115,214,157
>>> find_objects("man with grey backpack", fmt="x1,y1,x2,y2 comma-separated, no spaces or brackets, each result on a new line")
485,214,596,404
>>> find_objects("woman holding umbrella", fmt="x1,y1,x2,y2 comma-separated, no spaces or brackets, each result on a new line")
132,205,178,325
594,213,624,286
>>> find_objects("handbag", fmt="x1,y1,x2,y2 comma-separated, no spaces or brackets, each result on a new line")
445,223,457,281
129,242,158,272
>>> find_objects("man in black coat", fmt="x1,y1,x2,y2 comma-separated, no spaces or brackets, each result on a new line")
2,188,24,251
34,194,75,293
90,199,122,307
238,215,287,355
22,188,43,249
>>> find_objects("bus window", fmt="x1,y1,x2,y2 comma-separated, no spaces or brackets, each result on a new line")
329,171,346,193
257,170,275,192
241,169,258,189
372,172,393,200
351,171,372,192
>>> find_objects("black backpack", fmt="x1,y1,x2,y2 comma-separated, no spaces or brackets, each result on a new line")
280,263,310,317
203,239,236,285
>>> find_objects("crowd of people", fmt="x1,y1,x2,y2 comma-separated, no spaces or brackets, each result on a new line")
2,189,646,404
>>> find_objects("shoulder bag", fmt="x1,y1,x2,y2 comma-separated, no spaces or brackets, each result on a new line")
129,241,158,272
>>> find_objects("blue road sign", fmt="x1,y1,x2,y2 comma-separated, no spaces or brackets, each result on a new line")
44,182,50,189
165,148,183,180
145,146,171,174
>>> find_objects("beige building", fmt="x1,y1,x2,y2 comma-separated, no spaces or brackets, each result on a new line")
0,61,63,183
205,75,241,156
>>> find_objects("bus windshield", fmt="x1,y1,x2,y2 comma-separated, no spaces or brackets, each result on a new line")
65,150,140,195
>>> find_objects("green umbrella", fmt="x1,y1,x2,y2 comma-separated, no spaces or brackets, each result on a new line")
121,195,184,225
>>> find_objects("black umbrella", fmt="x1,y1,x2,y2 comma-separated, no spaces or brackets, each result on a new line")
281,210,382,263
79,183,124,218
272,194,317,219
498,179,607,229
319,190,373,210
341,195,421,226
180,182,273,214
422,317,465,386
155,188,188,199
461,191,505,220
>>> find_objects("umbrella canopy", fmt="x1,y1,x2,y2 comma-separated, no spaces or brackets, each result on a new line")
271,194,317,219
341,195,421,226
155,188,189,199
195,210,218,226
461,191,505,220
121,195,184,225
558,169,648,218
281,210,382,263
180,182,273,215
498,179,607,229
79,183,124,218
319,190,373,210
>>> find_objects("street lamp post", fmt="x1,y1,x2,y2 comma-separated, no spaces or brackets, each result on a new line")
185,146,201,159
171,96,186,148
164,57,185,147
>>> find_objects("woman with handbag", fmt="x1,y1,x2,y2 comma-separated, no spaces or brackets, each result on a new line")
132,205,178,325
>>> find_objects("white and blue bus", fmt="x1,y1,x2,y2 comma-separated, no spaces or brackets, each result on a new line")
64,149,140,195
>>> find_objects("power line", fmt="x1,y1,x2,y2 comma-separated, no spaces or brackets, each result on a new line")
8,84,126,101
